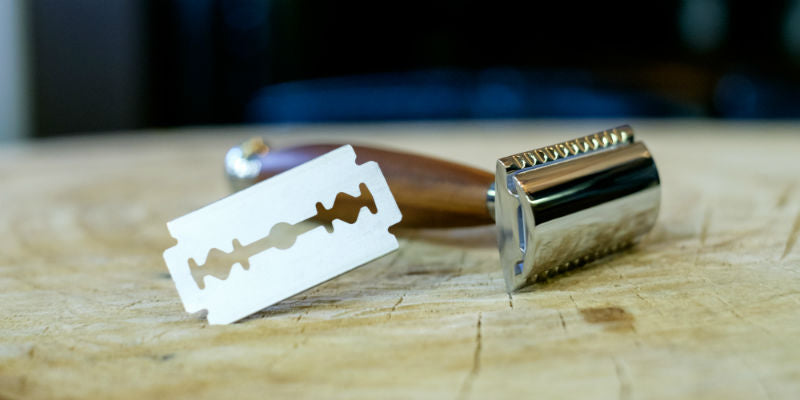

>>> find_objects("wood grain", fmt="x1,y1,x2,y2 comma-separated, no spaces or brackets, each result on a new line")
1,121,799,400
253,144,496,228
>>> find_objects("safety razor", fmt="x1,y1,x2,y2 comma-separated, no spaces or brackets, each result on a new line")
225,125,660,291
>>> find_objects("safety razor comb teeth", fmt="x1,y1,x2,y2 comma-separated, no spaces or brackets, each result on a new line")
163,145,402,325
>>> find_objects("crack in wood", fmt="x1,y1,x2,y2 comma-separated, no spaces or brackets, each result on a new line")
781,211,800,260
557,311,567,333
387,294,405,321
776,183,794,208
700,208,712,246
613,357,632,400
569,294,580,310
635,291,666,318
456,313,482,400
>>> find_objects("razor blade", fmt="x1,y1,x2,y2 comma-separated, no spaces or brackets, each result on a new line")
163,145,402,324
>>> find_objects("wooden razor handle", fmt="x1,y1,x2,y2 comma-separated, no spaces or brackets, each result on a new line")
246,143,495,228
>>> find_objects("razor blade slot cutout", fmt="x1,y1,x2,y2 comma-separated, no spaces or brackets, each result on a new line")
188,182,378,289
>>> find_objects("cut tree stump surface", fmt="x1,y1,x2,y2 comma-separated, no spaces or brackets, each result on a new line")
1,121,799,399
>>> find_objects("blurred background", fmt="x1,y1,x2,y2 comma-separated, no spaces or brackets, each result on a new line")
2,0,800,140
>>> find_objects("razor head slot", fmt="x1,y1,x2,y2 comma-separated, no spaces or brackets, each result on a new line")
494,125,661,291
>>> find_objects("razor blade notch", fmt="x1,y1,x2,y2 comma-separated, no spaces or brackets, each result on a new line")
493,125,661,292
163,145,401,324
187,183,378,289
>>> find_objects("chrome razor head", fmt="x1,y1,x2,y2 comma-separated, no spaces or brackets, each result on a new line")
493,125,661,292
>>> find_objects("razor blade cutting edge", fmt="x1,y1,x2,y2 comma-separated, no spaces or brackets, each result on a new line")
163,145,402,324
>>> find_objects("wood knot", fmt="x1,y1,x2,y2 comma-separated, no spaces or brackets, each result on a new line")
579,306,635,332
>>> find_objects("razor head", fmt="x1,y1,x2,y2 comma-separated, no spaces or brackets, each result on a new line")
163,145,402,324
494,125,661,292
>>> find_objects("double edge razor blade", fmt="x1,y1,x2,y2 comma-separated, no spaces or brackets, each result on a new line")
163,145,402,325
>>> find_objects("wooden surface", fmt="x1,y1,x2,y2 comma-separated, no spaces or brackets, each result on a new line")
1,121,799,399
